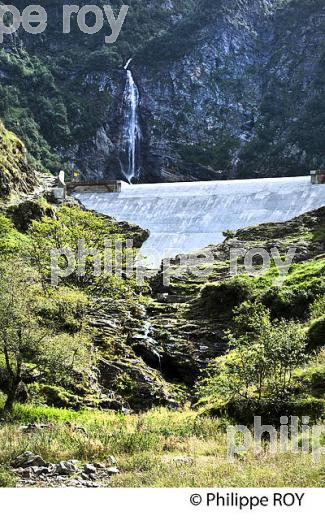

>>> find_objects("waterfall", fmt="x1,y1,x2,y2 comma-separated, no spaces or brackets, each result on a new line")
121,69,140,183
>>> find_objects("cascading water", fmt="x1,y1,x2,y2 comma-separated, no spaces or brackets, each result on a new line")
121,68,140,183
75,176,325,268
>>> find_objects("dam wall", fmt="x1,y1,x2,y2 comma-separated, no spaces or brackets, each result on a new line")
75,176,325,267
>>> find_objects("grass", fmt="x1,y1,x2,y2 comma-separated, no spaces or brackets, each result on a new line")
0,403,324,487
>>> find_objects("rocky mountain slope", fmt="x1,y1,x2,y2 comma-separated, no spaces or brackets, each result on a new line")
140,205,325,403
0,121,38,197
14,199,323,412
0,0,324,181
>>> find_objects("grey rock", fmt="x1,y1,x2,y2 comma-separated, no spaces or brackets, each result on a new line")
68,479,82,487
106,467,120,475
83,464,97,475
56,461,78,476
84,481,99,488
12,452,48,469
14,468,34,479
107,455,117,466
32,466,50,477
94,462,106,469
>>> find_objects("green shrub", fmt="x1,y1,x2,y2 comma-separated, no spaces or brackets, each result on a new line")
232,301,271,337
0,213,27,254
293,360,325,398
262,286,322,320
310,296,325,320
308,317,325,351
199,277,254,317
216,396,325,425
197,315,308,420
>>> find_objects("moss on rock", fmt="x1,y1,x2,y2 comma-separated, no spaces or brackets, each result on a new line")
0,121,38,198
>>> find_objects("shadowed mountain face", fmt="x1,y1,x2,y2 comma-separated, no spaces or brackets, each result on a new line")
75,176,325,266
0,0,324,181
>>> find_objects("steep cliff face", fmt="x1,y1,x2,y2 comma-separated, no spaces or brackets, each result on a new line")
0,121,37,197
135,0,325,181
136,0,275,181
0,0,324,182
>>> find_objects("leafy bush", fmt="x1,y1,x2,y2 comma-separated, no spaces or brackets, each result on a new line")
232,301,271,337
308,317,325,351
35,286,90,333
292,355,325,399
0,214,27,254
197,304,309,421
0,259,93,414
310,295,325,320
28,205,139,293
262,285,324,320
220,396,324,425
199,277,254,317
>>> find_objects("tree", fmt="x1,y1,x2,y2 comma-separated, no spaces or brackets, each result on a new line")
198,303,308,410
265,319,307,397
198,340,268,408
0,260,91,414
28,205,142,298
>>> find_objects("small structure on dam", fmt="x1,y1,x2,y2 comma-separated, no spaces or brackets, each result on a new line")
52,170,67,202
311,170,325,185
66,180,123,195
52,173,123,202
74,175,325,267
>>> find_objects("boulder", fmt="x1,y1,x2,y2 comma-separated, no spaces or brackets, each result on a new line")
106,467,119,475
12,452,48,469
82,464,97,475
55,461,79,476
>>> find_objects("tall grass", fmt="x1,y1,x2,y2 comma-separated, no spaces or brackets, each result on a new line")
0,403,324,487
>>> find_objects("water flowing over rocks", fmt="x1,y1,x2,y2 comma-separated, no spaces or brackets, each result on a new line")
76,176,325,267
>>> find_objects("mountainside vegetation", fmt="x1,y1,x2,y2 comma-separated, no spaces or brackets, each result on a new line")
0,126,324,426
0,121,37,197
0,0,324,180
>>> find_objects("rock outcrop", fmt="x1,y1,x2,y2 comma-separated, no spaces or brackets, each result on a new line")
0,121,38,198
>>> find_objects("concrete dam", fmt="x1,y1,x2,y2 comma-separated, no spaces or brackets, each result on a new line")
75,176,325,267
